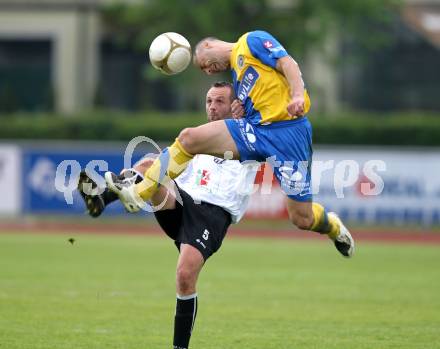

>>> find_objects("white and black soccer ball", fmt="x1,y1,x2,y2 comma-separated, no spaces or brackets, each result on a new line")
148,32,191,75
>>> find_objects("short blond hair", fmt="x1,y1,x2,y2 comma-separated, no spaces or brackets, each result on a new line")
193,37,218,65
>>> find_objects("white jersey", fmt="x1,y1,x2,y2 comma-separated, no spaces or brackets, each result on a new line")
175,155,258,223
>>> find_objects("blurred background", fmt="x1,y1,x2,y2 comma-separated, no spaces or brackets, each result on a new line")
1,0,440,230
3,3,440,348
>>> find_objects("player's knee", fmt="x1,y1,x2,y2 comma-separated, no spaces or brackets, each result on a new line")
134,158,154,173
176,265,196,294
178,127,199,154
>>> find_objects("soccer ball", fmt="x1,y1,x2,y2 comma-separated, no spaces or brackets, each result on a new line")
149,32,191,75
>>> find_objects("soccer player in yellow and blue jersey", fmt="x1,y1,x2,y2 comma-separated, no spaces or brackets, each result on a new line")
106,30,354,260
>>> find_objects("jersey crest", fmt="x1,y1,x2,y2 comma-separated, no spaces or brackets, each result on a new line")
237,55,245,69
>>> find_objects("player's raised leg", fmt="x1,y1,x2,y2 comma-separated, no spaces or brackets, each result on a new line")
285,198,355,257
173,244,204,349
77,169,141,217
131,157,177,210
78,157,176,216
137,120,239,200
107,120,239,208
77,170,108,217
256,117,355,258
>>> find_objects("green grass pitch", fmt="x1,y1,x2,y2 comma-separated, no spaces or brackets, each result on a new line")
1,232,440,349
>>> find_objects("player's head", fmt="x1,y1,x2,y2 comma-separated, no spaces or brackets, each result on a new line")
194,37,232,75
206,81,234,122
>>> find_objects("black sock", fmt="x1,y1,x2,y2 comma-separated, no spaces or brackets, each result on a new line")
173,293,198,349
102,188,118,206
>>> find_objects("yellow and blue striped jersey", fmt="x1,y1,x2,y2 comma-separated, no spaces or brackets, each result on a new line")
230,30,311,125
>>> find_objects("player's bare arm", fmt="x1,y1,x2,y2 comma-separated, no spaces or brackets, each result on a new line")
276,56,306,117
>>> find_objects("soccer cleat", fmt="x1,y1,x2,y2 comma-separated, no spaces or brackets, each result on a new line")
328,212,355,258
105,171,146,213
77,170,105,218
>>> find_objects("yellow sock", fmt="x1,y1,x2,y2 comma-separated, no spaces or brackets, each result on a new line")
310,202,340,240
135,139,193,200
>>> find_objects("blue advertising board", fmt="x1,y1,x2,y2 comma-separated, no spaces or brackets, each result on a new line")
22,146,146,215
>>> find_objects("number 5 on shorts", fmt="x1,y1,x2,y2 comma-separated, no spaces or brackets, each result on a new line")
202,229,210,240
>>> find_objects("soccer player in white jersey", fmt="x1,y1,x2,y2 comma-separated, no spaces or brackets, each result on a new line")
77,82,257,349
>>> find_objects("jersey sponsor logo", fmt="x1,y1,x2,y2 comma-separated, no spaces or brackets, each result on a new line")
196,238,207,249
237,66,259,103
263,40,273,49
213,157,226,165
200,169,210,185
245,123,256,143
195,169,211,186
263,39,286,54
278,163,311,196
236,119,257,152
267,46,285,53
279,166,303,182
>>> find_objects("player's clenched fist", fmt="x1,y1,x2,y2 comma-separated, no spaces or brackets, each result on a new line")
287,94,305,117
231,99,245,119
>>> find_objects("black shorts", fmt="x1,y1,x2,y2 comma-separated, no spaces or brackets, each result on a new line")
154,185,232,261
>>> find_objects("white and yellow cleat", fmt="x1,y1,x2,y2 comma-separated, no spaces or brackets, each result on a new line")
105,171,146,213
328,212,355,258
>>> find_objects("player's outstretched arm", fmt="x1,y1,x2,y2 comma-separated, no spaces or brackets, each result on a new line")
276,56,306,117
